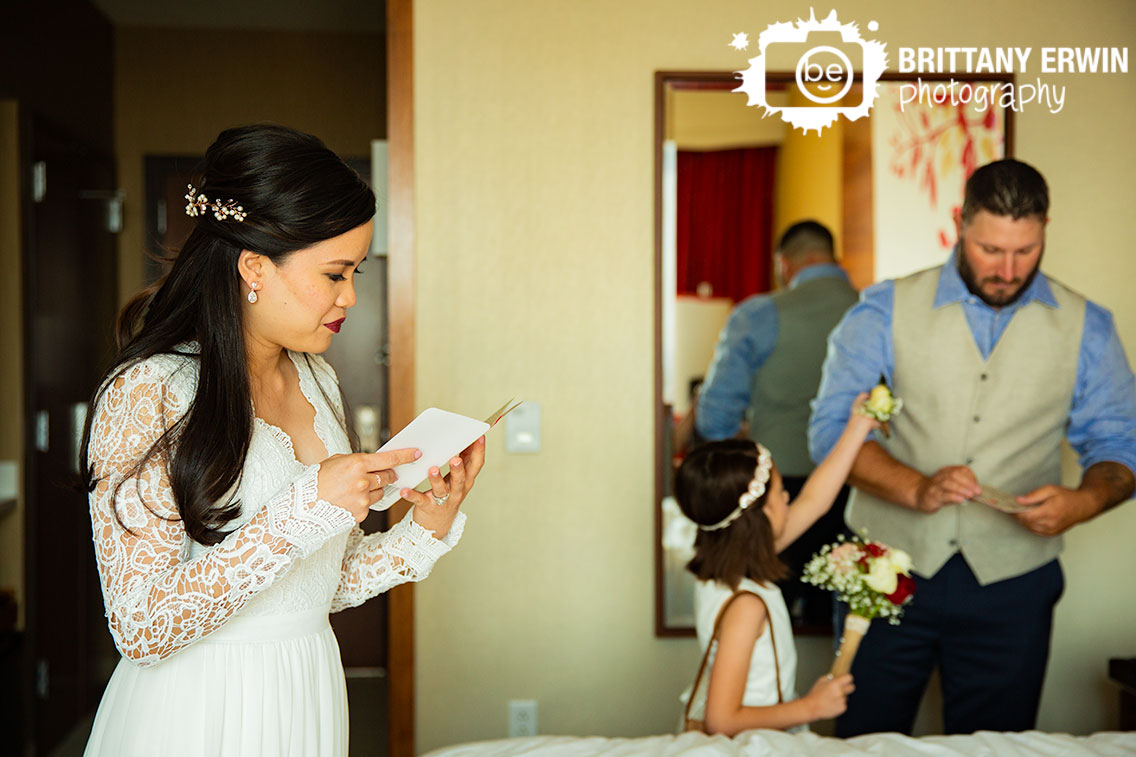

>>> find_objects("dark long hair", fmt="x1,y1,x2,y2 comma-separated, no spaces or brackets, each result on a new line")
79,124,375,545
674,440,787,589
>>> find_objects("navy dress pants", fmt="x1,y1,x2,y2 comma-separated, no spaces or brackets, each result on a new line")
834,554,1064,736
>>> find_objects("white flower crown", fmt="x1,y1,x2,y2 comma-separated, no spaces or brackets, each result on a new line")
699,442,773,532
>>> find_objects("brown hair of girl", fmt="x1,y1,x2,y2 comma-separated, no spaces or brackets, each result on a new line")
674,440,787,589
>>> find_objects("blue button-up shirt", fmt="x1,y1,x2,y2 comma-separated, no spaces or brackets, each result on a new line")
808,254,1136,476
696,263,851,440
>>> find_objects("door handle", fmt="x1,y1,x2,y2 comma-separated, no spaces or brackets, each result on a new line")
69,402,88,474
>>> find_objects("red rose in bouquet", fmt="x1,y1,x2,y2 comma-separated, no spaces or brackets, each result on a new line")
886,573,916,605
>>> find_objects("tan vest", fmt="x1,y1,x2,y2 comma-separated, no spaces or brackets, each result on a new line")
846,266,1085,585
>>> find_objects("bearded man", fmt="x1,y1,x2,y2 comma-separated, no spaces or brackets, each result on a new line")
808,158,1136,735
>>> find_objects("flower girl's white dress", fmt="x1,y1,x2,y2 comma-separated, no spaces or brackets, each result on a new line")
83,347,463,756
679,577,801,729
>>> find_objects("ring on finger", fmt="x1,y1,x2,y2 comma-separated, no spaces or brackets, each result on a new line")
431,492,450,506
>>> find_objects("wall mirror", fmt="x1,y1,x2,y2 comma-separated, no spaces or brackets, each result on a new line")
653,71,1014,636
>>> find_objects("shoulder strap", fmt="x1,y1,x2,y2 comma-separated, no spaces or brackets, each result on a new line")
683,589,782,723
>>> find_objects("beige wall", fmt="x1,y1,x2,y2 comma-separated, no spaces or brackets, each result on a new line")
413,0,1136,750
114,27,387,306
667,89,787,149
0,101,25,629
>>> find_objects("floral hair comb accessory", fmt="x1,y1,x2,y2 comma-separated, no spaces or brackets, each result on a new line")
699,443,773,532
184,184,247,222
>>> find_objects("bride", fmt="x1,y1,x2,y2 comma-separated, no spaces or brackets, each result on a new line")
79,124,483,756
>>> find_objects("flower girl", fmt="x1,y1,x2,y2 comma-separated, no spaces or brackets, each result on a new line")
677,395,876,735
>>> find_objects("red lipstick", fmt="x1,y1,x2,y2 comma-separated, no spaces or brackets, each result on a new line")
324,318,345,333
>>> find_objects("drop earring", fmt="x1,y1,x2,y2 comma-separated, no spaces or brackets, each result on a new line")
247,281,259,304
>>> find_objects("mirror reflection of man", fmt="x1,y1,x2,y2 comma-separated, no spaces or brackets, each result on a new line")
694,220,859,626
809,158,1136,736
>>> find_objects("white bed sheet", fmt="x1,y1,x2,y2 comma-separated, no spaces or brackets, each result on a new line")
424,730,1136,756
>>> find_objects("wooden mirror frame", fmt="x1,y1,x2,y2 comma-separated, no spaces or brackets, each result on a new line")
387,0,417,751
652,70,1015,637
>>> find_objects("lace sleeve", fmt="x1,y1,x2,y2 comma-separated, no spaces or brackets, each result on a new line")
330,510,466,612
89,361,356,666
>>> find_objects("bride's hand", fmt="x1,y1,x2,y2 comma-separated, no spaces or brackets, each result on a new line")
317,448,422,523
402,437,486,539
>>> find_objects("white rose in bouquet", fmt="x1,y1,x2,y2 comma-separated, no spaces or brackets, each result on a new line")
864,557,900,594
889,548,913,575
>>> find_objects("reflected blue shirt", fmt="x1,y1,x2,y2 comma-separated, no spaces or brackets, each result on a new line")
696,264,850,440
807,255,1136,476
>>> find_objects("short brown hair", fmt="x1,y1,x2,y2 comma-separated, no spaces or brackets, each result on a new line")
960,158,1048,225
674,440,787,589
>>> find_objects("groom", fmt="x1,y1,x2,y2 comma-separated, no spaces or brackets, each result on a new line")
807,158,1136,735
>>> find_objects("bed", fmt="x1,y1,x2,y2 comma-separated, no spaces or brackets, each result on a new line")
424,729,1136,756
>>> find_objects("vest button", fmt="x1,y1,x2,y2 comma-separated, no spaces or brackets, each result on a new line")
980,373,988,380
965,457,974,465
949,538,959,547
973,415,981,422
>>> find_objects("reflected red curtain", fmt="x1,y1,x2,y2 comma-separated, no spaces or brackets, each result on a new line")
676,147,777,302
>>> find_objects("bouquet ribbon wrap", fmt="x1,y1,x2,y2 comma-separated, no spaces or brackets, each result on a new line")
830,614,871,677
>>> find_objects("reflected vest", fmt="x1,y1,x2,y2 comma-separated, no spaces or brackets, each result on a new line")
846,266,1085,585
747,273,858,476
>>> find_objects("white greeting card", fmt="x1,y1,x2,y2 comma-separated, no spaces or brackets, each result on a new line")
370,400,521,511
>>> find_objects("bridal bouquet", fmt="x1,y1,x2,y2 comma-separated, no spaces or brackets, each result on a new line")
802,536,915,675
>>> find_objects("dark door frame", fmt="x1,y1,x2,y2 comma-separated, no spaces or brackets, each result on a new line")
386,0,417,755
21,112,119,756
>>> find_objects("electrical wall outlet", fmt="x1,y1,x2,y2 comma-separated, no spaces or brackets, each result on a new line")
508,699,538,737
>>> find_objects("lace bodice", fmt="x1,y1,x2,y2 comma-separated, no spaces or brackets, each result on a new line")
88,347,464,667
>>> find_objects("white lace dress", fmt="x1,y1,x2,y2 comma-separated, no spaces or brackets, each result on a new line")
83,348,464,756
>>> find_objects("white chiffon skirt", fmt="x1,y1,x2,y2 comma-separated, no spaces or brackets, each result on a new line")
84,608,348,756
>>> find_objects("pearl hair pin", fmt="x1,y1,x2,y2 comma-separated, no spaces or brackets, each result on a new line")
185,184,247,222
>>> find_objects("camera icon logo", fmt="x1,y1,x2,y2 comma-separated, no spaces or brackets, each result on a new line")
792,34,861,105
735,10,887,134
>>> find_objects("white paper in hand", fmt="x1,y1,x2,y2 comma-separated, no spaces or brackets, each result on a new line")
370,408,490,511
969,485,1036,514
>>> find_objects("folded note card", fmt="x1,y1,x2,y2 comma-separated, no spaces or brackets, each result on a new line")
969,485,1037,514
370,400,522,511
